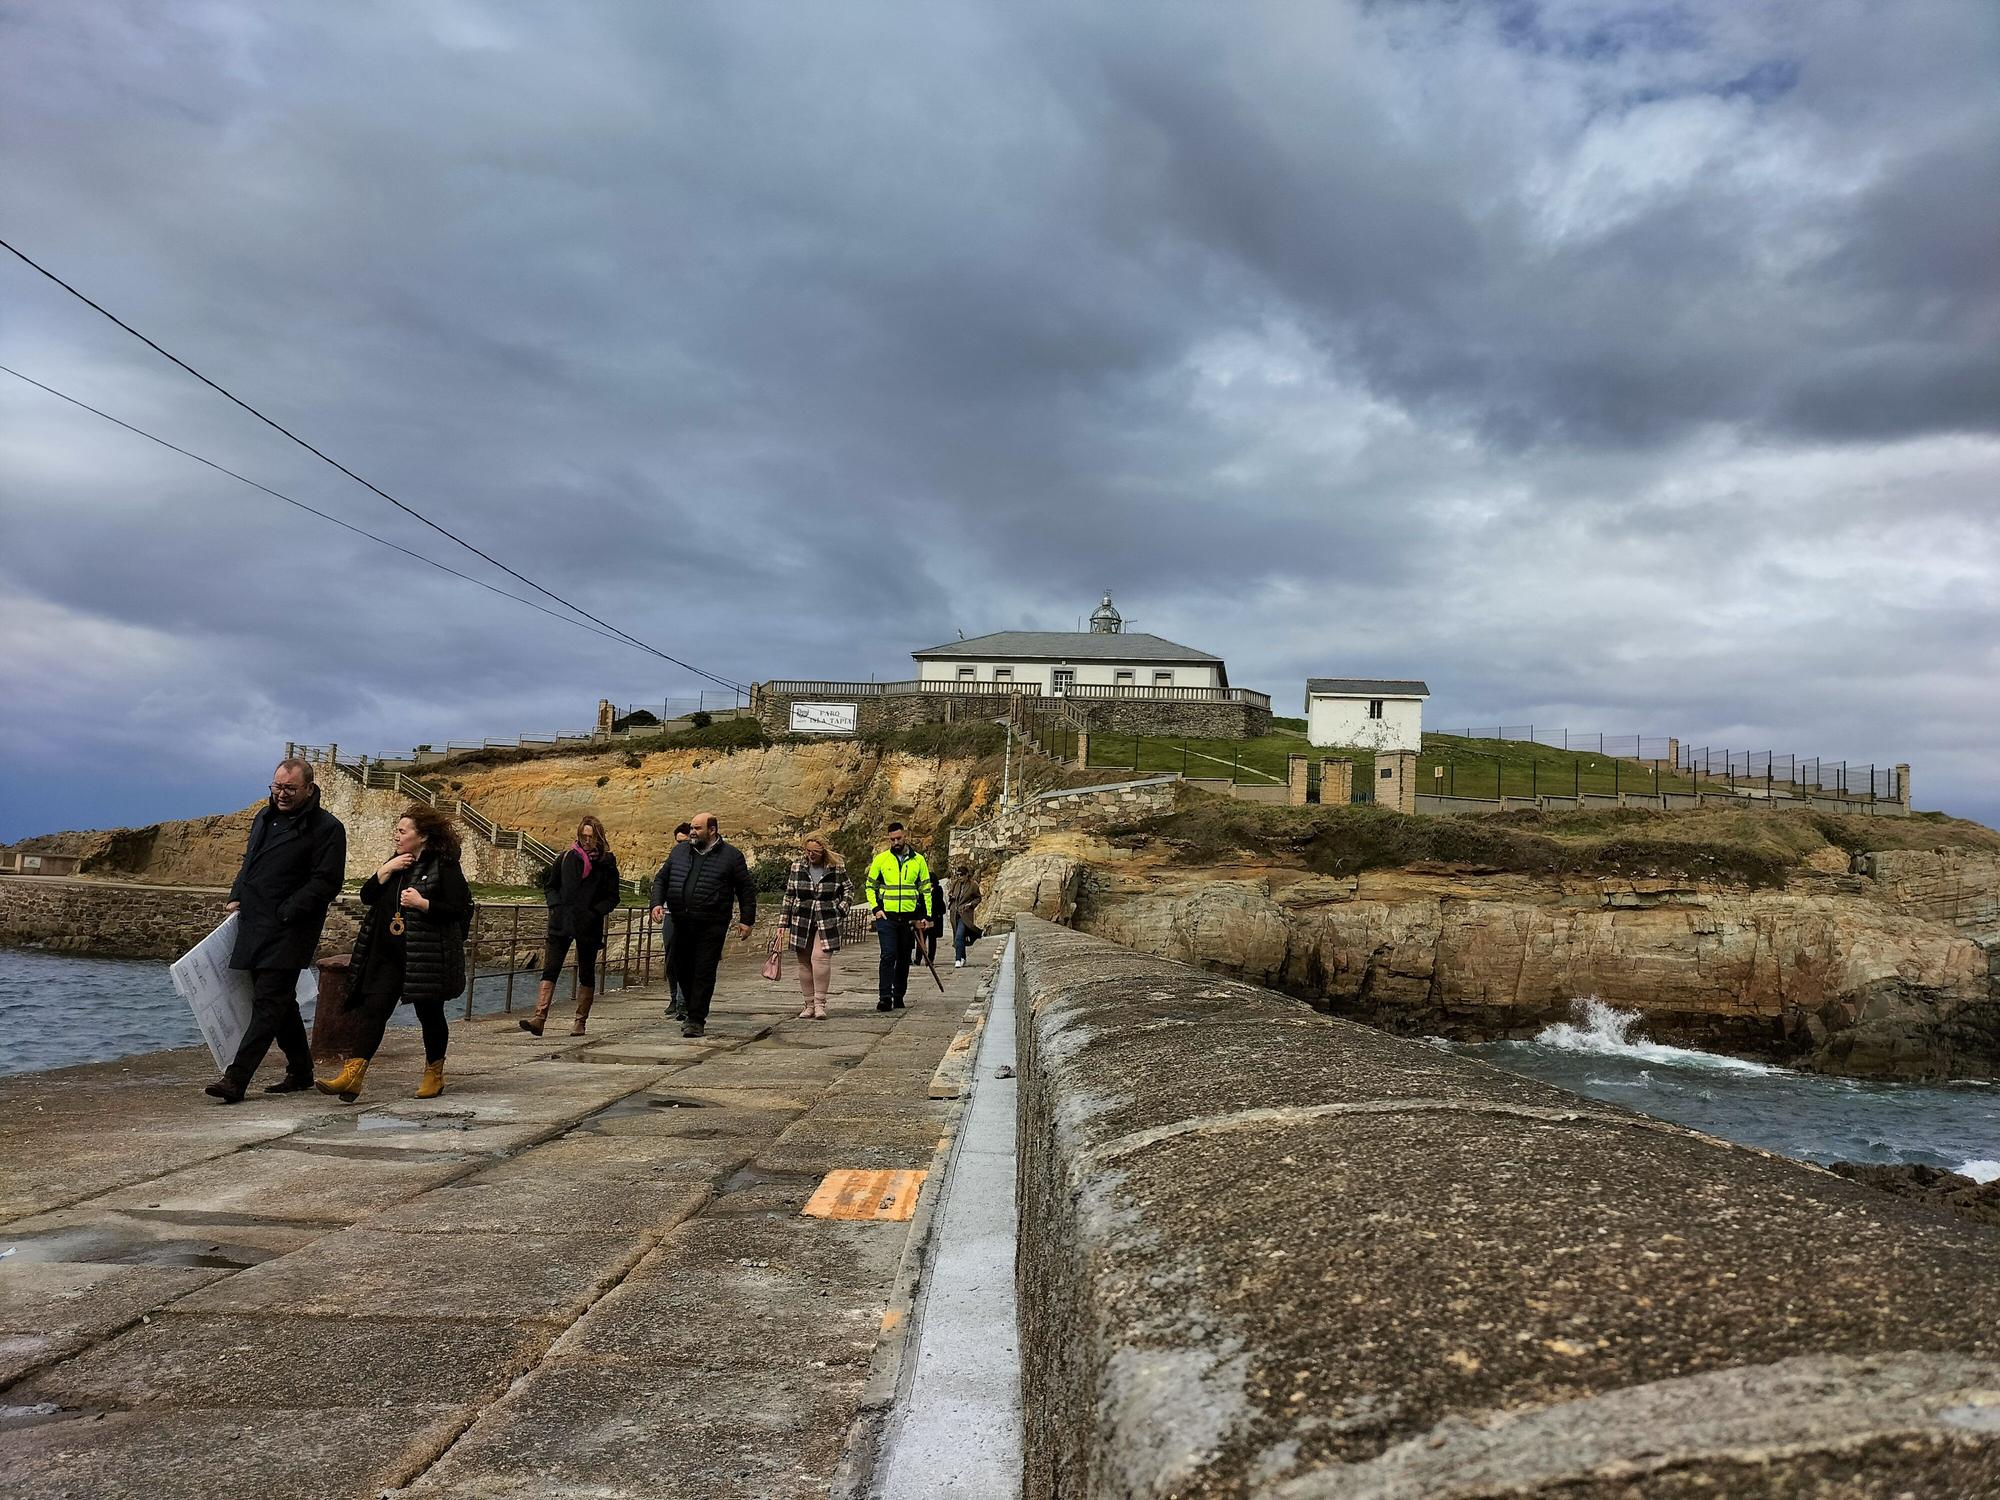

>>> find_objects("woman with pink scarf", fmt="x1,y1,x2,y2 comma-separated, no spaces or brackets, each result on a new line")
520,814,622,1037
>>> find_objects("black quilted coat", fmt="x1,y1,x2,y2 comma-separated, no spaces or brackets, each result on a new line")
347,849,471,1005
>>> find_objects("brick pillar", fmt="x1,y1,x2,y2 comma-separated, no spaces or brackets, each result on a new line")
1667,736,1680,772
1288,754,1309,807
1895,763,1911,807
1377,749,1417,814
1321,757,1353,806
597,698,615,734
1076,731,1090,769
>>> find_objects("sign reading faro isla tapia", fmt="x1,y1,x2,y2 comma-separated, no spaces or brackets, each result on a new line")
790,702,858,734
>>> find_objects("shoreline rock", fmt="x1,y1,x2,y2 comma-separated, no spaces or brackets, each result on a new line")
1828,1162,2000,1228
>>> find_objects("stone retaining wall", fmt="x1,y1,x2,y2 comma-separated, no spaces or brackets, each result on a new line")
947,776,1181,866
0,876,361,962
752,686,1269,741
1011,916,2000,1498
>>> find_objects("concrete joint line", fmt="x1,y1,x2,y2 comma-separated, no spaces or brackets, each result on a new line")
1270,1352,2000,1500
1069,1098,1717,1182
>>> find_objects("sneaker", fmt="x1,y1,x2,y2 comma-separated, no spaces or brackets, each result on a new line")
953,959,965,968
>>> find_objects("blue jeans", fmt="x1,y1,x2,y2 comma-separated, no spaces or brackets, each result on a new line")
953,918,970,962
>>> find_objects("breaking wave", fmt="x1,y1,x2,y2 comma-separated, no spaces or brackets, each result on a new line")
1532,998,1783,1076
1958,1160,2000,1185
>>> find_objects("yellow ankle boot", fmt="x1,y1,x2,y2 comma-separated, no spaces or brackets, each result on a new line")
414,1061,445,1099
314,1057,367,1102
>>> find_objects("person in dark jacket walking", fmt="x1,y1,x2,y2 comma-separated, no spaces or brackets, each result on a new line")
520,814,622,1037
205,757,347,1103
648,822,693,1020
316,803,470,1102
657,810,755,1038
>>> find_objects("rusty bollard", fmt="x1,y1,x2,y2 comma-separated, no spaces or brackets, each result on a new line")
309,954,368,1064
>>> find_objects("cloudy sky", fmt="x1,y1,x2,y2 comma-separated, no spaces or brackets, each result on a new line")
3,0,1995,839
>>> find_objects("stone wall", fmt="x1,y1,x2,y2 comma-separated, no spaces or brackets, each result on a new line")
751,684,1269,740
0,876,361,962
1011,917,2000,1499
319,774,545,886
947,775,1181,869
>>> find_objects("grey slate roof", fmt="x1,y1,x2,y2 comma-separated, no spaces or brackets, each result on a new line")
914,631,1222,664
1306,677,1430,697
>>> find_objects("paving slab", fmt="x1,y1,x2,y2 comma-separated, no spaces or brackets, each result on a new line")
0,1262,225,1384
0,1404,464,1500
87,1146,472,1222
173,1226,648,1323
15,1311,548,1410
363,1164,713,1235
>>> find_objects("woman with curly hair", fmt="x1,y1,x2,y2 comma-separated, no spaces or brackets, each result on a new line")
316,802,470,1102
776,835,850,1021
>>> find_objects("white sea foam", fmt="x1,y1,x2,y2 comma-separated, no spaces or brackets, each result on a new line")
1957,1159,2000,1185
1531,998,1782,1076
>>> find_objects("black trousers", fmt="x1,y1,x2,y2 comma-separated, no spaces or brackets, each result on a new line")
876,914,919,1003
541,932,600,987
223,967,313,1087
668,919,729,1027
351,986,450,1064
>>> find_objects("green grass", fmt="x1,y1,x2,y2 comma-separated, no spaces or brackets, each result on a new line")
1107,787,1999,886
1049,726,1882,805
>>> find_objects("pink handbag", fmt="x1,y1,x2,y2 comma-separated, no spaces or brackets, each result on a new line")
762,936,783,982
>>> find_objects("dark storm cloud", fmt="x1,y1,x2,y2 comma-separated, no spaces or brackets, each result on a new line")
2,0,1996,838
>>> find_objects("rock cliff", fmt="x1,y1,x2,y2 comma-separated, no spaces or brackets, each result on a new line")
974,814,2000,1081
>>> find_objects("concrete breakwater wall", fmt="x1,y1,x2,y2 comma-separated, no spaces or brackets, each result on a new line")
0,877,570,969
0,876,366,962
1010,918,2000,1498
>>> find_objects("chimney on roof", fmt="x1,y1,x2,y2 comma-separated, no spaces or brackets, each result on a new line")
1088,591,1123,634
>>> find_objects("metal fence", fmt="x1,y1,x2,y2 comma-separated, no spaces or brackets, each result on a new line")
457,901,879,1020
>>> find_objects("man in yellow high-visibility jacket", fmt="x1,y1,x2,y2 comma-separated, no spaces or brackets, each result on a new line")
865,821,932,1011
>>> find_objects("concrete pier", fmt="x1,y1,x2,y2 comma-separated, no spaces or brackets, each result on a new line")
0,940,985,1499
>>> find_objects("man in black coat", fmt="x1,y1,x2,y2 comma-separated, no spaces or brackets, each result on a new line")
655,810,755,1038
205,757,347,1103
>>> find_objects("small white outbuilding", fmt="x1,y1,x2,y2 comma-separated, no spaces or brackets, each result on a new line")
1305,678,1429,752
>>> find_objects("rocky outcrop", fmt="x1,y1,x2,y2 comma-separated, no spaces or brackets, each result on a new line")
979,852,1085,928
986,855,2000,1080
1829,1163,2000,1228
6,808,259,886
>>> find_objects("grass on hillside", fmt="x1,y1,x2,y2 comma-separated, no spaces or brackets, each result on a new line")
1108,786,1999,887
1057,727,1878,804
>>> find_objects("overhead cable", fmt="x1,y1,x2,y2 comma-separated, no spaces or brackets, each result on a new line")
0,234,747,693
0,361,644,654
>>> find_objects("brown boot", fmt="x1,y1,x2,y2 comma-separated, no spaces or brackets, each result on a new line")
571,985,594,1036
414,1061,445,1099
519,980,555,1037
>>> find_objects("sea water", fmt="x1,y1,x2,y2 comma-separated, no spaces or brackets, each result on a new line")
0,948,569,1078
1456,998,2000,1183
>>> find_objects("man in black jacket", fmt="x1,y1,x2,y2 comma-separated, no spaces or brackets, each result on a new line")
648,822,694,1021
205,757,347,1102
655,810,754,1038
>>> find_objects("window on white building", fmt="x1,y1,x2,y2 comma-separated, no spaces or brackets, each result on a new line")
1153,670,1173,686
1052,669,1073,694
956,666,976,682
994,667,1013,681
1368,699,1384,719
1114,670,1135,686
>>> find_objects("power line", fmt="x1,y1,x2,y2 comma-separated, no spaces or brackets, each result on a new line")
0,361,640,654
0,234,747,693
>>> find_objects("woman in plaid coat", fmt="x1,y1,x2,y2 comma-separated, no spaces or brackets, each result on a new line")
777,836,851,1020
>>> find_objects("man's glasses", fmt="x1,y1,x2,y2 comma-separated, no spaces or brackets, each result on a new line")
269,784,306,796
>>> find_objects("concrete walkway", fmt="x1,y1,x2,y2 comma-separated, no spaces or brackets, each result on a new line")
0,938,988,1500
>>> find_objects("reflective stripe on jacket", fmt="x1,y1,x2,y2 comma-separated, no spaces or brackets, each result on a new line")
865,848,932,916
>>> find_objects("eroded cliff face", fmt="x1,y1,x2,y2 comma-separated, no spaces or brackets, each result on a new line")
980,844,2000,1080
11,742,1000,889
